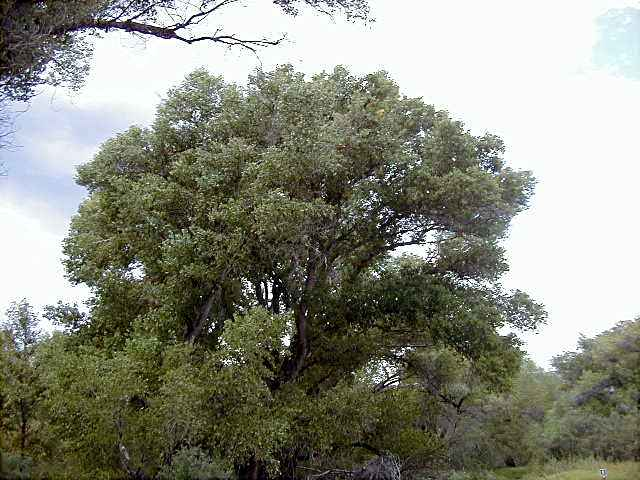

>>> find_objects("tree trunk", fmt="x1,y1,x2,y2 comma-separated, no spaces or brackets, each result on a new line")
280,264,317,383
238,457,268,480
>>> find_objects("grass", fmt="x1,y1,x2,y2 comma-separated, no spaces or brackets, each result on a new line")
493,466,533,479
494,460,639,480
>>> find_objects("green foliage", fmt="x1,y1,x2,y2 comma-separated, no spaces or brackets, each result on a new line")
0,0,91,101
5,66,544,478
64,64,542,377
443,358,560,470
542,397,639,461
447,319,639,473
157,447,231,480
0,450,34,480
0,0,372,152
2,300,41,350
546,319,639,461
552,319,639,411
36,309,294,478
0,300,46,463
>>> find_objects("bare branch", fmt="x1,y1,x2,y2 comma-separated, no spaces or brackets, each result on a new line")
51,18,285,52
1,0,371,101
164,0,240,30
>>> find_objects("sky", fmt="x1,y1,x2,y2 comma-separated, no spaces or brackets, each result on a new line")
1,0,639,368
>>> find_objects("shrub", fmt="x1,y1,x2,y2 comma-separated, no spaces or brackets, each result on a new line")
157,447,231,480
1,452,33,480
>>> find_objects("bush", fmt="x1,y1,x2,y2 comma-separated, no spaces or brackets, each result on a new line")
157,447,231,480
1,451,34,480
544,410,639,461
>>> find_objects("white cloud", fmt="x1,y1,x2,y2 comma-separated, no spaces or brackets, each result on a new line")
27,129,98,177
0,203,89,324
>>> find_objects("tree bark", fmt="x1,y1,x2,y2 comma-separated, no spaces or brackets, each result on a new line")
238,457,267,480
281,264,317,382
185,286,219,344
19,399,27,454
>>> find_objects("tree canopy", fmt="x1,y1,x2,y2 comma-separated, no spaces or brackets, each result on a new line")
64,65,542,360
552,318,639,412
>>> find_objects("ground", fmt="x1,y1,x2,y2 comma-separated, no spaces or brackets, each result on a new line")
494,461,639,480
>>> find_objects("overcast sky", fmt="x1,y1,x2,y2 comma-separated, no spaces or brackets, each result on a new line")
1,0,638,367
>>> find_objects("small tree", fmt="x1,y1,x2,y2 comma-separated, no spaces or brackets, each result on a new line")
0,299,44,475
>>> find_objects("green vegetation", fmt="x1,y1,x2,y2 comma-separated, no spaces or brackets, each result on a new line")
537,464,638,480
494,466,532,479
498,459,640,480
1,66,547,479
448,318,639,474
0,66,637,480
1,0,637,478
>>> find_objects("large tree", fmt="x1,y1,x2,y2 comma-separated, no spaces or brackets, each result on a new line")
55,66,545,478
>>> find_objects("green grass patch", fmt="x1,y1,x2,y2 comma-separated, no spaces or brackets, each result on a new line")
494,466,533,479
527,462,638,480
495,460,639,480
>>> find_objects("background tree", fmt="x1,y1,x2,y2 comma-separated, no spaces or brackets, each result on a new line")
411,354,560,471
436,319,640,472
552,318,639,412
0,299,45,478
546,318,640,461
